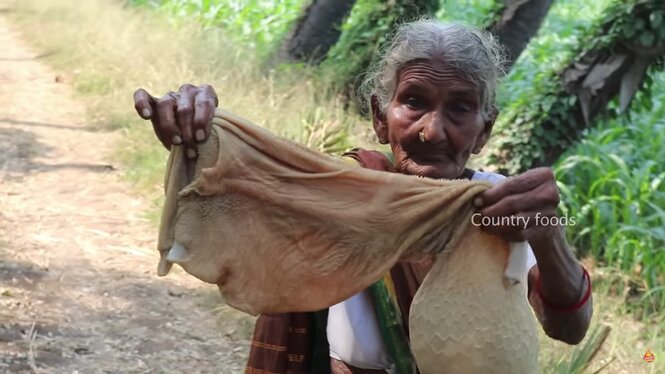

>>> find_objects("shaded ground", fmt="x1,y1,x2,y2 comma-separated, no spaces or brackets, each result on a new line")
0,15,252,373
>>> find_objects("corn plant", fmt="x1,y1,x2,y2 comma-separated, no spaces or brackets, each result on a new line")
128,0,305,59
555,70,665,312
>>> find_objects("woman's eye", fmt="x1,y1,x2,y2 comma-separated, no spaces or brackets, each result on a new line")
451,104,471,114
406,97,424,109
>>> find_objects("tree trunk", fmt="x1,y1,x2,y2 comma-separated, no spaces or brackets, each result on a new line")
487,0,555,71
483,0,665,174
322,0,440,108
278,0,357,64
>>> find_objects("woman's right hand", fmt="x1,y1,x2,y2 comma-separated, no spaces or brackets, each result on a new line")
133,83,218,156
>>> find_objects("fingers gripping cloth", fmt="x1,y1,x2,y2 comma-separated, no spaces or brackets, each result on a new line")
157,108,539,374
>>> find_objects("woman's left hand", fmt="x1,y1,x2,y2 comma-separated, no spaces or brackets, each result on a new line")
473,167,561,243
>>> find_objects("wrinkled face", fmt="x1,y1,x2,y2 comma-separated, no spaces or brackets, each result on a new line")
372,59,495,179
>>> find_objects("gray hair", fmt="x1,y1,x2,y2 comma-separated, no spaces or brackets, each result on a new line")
362,20,506,120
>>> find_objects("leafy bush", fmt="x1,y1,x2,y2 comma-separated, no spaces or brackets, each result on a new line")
498,0,614,107
321,0,438,106
485,0,665,174
437,0,499,26
555,69,665,311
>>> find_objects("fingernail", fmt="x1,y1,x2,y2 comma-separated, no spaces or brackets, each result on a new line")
195,129,205,142
474,197,483,207
171,135,182,145
186,148,197,159
141,108,151,118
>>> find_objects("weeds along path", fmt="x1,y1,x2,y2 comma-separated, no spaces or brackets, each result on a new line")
0,15,252,374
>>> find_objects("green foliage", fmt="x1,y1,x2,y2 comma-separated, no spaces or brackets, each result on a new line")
545,324,611,374
321,0,439,103
499,0,613,107
127,0,305,59
486,0,665,174
437,0,500,26
555,69,665,312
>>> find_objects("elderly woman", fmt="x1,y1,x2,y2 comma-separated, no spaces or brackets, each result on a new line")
134,20,592,374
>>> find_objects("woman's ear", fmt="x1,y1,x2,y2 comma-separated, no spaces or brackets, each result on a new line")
472,106,498,154
371,95,389,144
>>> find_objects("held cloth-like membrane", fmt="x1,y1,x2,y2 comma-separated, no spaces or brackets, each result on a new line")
157,108,539,374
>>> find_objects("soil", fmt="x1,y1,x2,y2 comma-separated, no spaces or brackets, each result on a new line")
0,14,253,374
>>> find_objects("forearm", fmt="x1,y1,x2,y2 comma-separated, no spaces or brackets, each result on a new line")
528,225,593,344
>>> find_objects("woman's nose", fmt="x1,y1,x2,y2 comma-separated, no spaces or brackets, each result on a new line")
421,113,447,143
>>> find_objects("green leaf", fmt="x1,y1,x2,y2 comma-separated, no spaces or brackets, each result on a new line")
623,23,636,38
639,31,655,46
533,126,544,136
650,11,663,28
635,18,646,30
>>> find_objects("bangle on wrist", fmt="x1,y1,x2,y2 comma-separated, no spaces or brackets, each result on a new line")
535,266,591,312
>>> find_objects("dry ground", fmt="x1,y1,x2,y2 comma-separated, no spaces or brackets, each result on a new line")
0,14,252,374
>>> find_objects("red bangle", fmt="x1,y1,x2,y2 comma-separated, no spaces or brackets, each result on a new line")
535,266,591,312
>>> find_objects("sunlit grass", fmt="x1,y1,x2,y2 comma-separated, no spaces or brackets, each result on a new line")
539,261,664,373
8,0,371,205
128,0,306,60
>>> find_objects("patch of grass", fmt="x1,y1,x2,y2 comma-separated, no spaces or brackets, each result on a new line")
8,0,371,208
540,263,664,373
127,0,306,60
73,72,114,96
554,69,665,314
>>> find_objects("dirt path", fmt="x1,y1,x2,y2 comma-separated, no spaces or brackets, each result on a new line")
0,15,253,374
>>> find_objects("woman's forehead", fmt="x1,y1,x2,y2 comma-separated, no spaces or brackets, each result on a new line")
397,59,480,95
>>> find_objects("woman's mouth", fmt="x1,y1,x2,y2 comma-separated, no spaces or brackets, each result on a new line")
409,151,451,164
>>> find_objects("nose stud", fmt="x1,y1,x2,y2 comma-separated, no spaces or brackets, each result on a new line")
419,131,427,143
